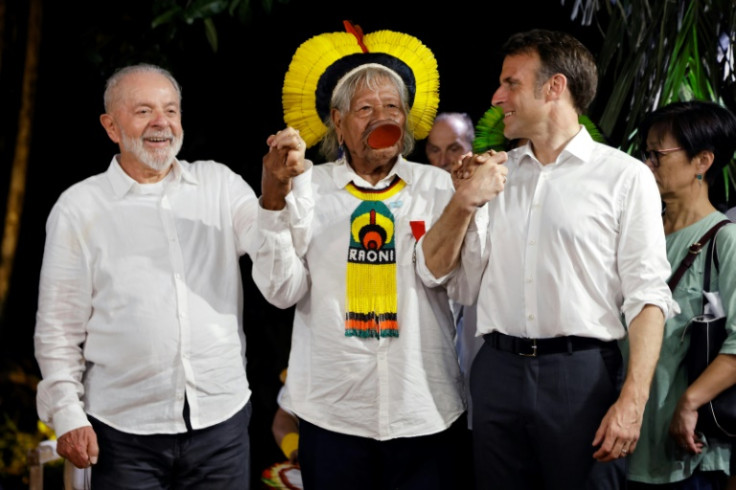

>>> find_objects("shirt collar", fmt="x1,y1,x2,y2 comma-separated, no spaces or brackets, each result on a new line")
332,154,413,189
517,125,594,167
561,125,595,163
106,156,198,198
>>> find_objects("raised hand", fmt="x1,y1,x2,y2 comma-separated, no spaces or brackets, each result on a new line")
262,127,307,210
453,150,509,210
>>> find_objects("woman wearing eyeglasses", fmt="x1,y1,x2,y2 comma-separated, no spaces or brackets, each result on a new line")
627,100,736,489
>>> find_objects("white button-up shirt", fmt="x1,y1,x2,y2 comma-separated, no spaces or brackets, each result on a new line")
35,156,258,436
252,157,465,440
418,127,673,340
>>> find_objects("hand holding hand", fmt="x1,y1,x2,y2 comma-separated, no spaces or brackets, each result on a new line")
265,127,306,182
452,150,502,182
453,150,509,209
262,127,307,210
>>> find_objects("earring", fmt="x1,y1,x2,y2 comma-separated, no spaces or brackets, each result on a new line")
696,174,703,180
337,144,345,160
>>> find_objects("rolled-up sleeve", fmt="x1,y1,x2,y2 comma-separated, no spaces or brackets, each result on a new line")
415,205,490,306
715,225,736,354
251,165,313,309
617,166,675,325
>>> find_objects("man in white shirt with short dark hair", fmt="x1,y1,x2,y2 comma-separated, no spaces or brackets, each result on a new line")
419,29,673,490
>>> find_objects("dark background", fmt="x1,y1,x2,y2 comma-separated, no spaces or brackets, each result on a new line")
0,1,603,486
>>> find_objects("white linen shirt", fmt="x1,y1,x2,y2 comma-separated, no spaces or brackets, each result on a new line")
252,156,465,441
417,127,673,340
34,156,258,437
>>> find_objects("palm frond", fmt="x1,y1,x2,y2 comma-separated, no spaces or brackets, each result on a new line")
562,0,736,204
579,115,607,144
472,106,507,153
472,106,608,153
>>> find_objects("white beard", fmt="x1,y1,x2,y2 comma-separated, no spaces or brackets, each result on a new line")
120,129,184,172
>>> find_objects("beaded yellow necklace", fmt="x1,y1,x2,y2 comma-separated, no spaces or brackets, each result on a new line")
344,176,406,338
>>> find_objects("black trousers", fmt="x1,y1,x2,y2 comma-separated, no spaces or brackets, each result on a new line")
298,415,465,490
89,401,251,490
470,338,626,490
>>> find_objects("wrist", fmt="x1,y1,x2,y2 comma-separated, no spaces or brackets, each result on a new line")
451,189,481,215
618,381,649,412
261,194,287,211
678,389,701,412
261,180,291,211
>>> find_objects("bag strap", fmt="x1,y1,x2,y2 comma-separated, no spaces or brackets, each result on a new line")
668,219,732,291
702,220,731,294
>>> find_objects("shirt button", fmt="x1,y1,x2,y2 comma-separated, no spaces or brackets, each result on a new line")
528,314,535,321
529,240,536,246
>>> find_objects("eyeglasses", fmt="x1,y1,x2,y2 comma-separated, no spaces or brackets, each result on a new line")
641,147,684,167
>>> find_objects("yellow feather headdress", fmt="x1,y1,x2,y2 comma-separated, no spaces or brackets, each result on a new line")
282,21,439,148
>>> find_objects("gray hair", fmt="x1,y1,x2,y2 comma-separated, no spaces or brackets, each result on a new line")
103,63,182,113
319,64,415,161
433,112,475,147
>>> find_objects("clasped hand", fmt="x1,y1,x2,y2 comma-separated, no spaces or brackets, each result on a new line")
262,127,307,210
451,150,509,209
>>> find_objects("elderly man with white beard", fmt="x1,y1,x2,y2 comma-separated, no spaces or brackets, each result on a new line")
32,63,279,489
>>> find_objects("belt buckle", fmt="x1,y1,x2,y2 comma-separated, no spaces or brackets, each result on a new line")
518,339,538,357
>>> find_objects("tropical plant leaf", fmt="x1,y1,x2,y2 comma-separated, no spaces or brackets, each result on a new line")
724,164,733,202
149,0,291,52
472,106,507,153
152,5,184,29
579,115,607,144
563,0,736,205
472,105,608,153
184,0,230,23
204,18,218,52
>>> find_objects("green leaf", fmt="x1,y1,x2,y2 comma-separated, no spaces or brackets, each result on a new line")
228,0,243,15
472,106,607,152
579,115,607,144
152,6,184,29
235,0,253,23
204,17,218,52
184,0,230,22
565,0,736,200
473,106,508,153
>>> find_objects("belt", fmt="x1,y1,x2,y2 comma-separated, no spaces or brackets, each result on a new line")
483,331,616,357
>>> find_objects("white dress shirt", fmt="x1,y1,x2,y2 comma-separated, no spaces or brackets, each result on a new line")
417,127,673,340
252,156,465,441
35,156,258,437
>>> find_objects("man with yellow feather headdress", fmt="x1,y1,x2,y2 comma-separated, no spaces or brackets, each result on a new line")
252,21,480,490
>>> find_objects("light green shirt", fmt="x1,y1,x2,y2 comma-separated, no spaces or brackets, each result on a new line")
627,211,736,484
